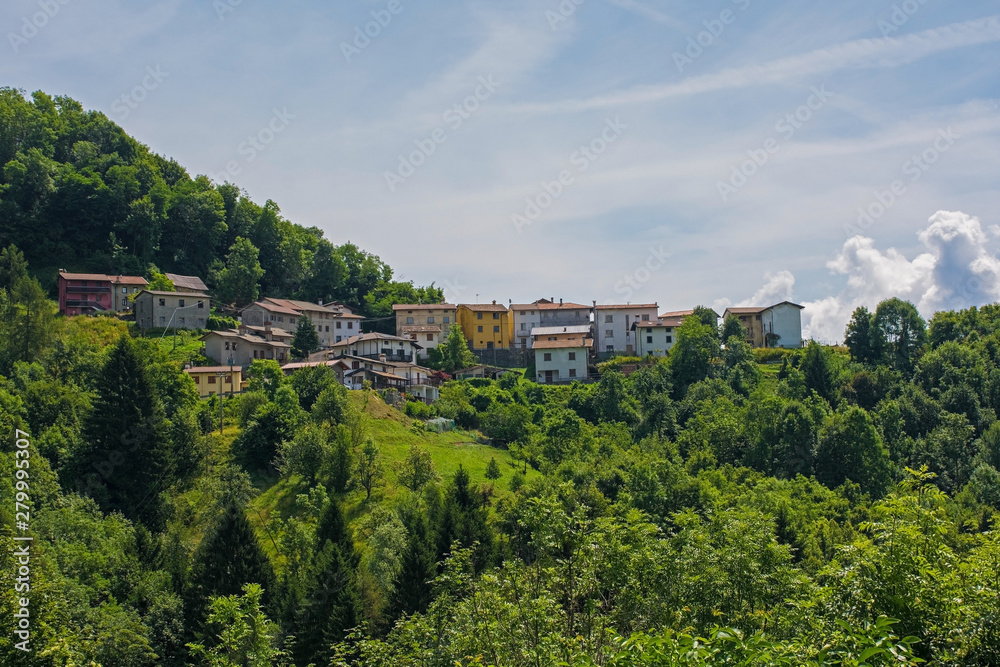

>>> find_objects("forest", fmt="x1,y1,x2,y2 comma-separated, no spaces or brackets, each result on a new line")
1,88,999,667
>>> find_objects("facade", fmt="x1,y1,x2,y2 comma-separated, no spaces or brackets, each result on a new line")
593,303,659,355
533,338,591,384
241,297,363,347
510,299,591,349
326,332,421,363
723,301,804,348
58,272,147,315
457,302,512,350
632,315,685,357
393,303,458,359
338,354,439,402
280,359,349,384
201,330,290,367
135,290,210,330
164,273,209,294
185,366,243,398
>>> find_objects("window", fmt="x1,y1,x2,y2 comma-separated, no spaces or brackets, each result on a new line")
278,317,284,323
406,317,414,324
426,334,434,341
208,376,216,384
493,313,499,320
348,322,353,329
646,327,653,333
427,317,435,324
493,326,500,333
410,334,417,340
641,314,650,321
253,350,258,358
443,316,450,323
520,310,526,315
605,330,613,338
647,336,653,344
336,336,342,342
325,326,330,332
193,376,200,384
569,368,577,378
122,287,127,294
336,321,342,329
290,319,296,325
520,323,527,330
605,315,613,323
178,317,185,326
159,298,166,307
543,353,552,361
225,342,230,350
198,301,204,308
477,326,483,333
666,335,673,343
756,315,761,321
477,312,483,319
159,316,166,326
178,299,185,307
568,352,576,360
486,342,494,350
606,345,614,352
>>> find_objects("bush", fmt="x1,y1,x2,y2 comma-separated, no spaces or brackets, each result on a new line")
208,314,240,331
404,400,436,420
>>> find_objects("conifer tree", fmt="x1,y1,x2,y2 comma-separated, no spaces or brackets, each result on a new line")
291,315,321,359
390,512,436,618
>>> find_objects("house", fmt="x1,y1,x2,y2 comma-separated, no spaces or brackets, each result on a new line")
393,303,458,359
592,303,659,355
631,314,686,357
200,329,290,367
326,332,421,363
241,297,363,347
280,358,350,384
338,354,439,402
110,275,149,313
510,299,591,349
164,273,209,294
457,301,511,350
452,365,509,381
185,366,243,398
533,337,591,384
135,290,210,330
724,301,804,349
531,324,593,346
58,271,148,316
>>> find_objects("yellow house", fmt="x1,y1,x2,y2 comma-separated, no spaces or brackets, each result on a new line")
457,301,512,350
185,366,243,398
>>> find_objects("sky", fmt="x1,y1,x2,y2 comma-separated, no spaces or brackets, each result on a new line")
3,0,999,342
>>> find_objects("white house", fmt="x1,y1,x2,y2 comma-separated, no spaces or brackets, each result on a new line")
326,332,421,363
241,297,363,347
723,301,804,348
135,290,210,330
338,354,439,402
511,299,591,349
200,330,291,367
592,303,659,355
631,314,686,357
533,337,590,384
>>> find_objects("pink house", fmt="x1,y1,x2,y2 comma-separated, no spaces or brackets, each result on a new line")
58,271,149,316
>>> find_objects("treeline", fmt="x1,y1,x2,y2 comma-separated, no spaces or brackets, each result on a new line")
0,88,441,321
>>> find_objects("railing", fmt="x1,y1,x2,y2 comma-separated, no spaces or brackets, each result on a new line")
64,286,110,293
65,300,107,310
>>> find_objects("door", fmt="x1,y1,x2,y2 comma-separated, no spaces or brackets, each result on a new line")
544,370,554,384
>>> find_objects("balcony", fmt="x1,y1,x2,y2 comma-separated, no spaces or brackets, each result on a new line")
66,286,110,294
65,300,107,311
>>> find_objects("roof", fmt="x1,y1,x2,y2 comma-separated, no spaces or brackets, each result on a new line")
164,273,208,291
459,302,508,312
725,306,768,315
58,272,113,282
264,297,336,313
200,330,290,348
532,325,592,337
511,300,589,311
400,325,442,333
110,275,149,285
533,338,591,350
594,303,659,310
185,366,242,374
140,289,210,298
247,300,302,316
280,359,350,372
660,309,695,318
330,332,419,346
632,317,685,330
393,303,456,311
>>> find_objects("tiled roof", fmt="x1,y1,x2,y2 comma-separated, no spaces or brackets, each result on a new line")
532,325,592,337
164,273,208,291
393,303,456,311
400,325,442,333
200,330,290,347
594,303,658,310
280,359,350,372
660,309,695,318
185,366,241,374
510,300,589,310
330,332,418,346
725,306,768,314
141,289,210,298
59,272,113,282
246,300,300,316
460,302,508,312
111,275,149,285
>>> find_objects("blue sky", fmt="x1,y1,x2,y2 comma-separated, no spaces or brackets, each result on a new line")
3,0,999,340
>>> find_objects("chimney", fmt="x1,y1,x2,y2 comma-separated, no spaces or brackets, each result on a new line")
559,298,563,306
238,324,247,336
317,298,323,306
379,354,387,363
492,300,496,305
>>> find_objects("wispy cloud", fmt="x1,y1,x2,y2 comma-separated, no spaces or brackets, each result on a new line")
499,16,1000,116
603,0,686,30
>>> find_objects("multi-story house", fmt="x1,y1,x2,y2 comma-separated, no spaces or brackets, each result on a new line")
135,290,210,330
241,297,363,347
592,303,659,355
326,332,421,363
393,303,458,359
184,365,243,398
165,273,209,294
58,271,148,315
200,329,291,367
533,337,591,384
457,302,511,350
724,301,804,348
336,353,439,402
510,299,591,349
631,313,686,357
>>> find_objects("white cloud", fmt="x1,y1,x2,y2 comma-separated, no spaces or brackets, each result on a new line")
800,210,1000,342
602,0,686,30
738,270,796,307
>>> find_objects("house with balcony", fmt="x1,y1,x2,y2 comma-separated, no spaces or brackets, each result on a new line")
200,329,290,367
135,290,210,330
58,271,148,315
393,303,457,359
457,301,511,350
241,297,363,347
592,303,659,355
184,366,243,398
723,301,804,348
325,332,421,363
511,299,591,349
533,337,591,384
337,353,439,402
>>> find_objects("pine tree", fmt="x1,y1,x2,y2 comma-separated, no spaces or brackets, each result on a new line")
292,315,321,359
76,335,174,529
485,457,502,481
389,513,436,619
800,341,834,403
188,502,276,624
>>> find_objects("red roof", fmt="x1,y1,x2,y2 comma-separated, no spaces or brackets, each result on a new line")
59,272,113,282
111,275,149,285
594,303,658,310
393,303,456,311
460,302,508,312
